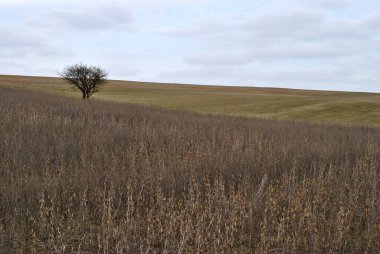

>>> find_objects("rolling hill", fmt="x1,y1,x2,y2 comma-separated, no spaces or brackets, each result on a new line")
1,74,379,126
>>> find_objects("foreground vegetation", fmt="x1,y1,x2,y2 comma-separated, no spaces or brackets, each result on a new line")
1,86,380,253
1,75,380,126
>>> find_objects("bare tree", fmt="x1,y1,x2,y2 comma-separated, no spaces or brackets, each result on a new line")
59,63,108,99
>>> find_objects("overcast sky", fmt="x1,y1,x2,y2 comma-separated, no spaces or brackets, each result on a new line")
1,0,380,92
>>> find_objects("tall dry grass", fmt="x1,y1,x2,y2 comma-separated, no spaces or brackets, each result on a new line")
0,86,379,253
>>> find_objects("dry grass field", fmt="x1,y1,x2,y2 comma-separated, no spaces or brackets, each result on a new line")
1,75,380,126
1,86,380,253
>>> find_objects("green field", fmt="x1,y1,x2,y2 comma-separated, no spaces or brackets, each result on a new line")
1,75,380,126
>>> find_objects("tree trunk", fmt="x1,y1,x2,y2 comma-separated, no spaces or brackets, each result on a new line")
82,92,90,99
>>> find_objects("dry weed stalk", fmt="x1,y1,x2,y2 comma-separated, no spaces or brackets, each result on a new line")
0,87,379,253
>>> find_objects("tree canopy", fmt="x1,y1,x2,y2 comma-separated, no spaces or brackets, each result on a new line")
60,63,108,99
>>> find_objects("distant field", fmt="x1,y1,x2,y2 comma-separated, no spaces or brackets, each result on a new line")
1,75,380,126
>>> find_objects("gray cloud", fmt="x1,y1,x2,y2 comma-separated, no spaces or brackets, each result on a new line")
0,28,46,48
243,10,325,39
184,52,252,66
0,61,31,74
162,9,372,42
0,27,72,58
159,7,379,68
361,12,380,33
297,0,353,9
185,42,362,66
29,3,135,33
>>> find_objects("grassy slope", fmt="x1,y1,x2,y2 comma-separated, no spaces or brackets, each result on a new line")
1,74,380,126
